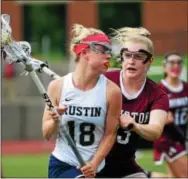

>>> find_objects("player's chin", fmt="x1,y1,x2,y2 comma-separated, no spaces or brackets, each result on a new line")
171,73,180,79
93,66,107,74
100,66,109,73
126,72,139,79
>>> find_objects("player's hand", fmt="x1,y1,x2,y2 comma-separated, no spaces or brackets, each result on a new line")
79,161,96,178
48,105,68,122
119,113,136,131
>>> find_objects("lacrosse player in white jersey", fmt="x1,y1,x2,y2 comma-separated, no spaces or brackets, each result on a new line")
42,24,122,178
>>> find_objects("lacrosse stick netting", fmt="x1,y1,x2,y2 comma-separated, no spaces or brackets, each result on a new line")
1,14,85,166
17,41,60,79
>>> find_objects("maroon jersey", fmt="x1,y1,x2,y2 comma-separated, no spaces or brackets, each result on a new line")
104,70,169,162
159,80,188,139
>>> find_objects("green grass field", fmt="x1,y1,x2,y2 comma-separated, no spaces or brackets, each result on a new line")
2,150,166,178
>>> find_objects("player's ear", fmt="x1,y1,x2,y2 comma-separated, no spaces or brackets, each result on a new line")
150,57,154,63
82,48,90,61
80,49,87,58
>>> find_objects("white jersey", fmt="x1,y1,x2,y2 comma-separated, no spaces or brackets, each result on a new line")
52,73,107,172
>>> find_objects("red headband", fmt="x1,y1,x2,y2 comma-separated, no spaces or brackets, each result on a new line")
74,34,111,55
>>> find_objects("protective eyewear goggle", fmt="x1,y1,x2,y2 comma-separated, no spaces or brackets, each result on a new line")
120,48,153,64
165,59,183,66
81,41,112,55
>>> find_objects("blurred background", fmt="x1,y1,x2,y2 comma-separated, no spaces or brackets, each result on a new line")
1,0,188,177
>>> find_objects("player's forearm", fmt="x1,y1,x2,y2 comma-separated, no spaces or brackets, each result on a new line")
91,132,117,169
42,119,58,140
133,123,163,141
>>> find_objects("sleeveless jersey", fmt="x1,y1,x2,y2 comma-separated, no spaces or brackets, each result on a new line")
104,70,169,162
52,73,107,172
159,80,188,138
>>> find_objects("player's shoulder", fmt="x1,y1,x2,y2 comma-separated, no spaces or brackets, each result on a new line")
182,80,188,88
107,78,121,95
105,69,121,76
104,69,121,86
146,78,161,90
47,76,64,93
106,76,122,103
146,78,167,96
106,80,122,108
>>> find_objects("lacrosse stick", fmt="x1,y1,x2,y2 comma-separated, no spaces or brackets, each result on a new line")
1,14,85,166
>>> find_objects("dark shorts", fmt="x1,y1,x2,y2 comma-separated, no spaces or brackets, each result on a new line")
48,154,84,178
153,136,187,165
96,158,145,178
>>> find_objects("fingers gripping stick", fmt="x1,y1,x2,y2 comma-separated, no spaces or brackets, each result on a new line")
1,14,85,167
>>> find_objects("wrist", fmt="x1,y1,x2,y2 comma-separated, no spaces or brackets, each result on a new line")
90,159,99,171
132,122,140,132
52,117,59,123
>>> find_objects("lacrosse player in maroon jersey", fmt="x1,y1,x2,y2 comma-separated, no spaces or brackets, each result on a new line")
96,27,169,178
152,52,188,178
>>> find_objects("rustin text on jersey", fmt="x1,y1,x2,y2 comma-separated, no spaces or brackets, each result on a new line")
64,105,102,117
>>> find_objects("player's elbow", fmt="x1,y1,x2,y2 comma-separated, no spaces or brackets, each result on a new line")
147,133,160,141
42,123,53,140
152,131,162,141
42,128,51,140
151,125,163,141
43,133,50,140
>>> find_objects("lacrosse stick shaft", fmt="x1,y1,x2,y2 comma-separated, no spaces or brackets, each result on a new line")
42,66,60,79
29,56,60,79
29,70,85,166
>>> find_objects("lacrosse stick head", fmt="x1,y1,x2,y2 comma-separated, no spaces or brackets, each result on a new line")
1,41,32,65
1,14,12,45
10,41,48,71
17,41,32,56
1,14,16,64
1,14,32,66
8,41,48,72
